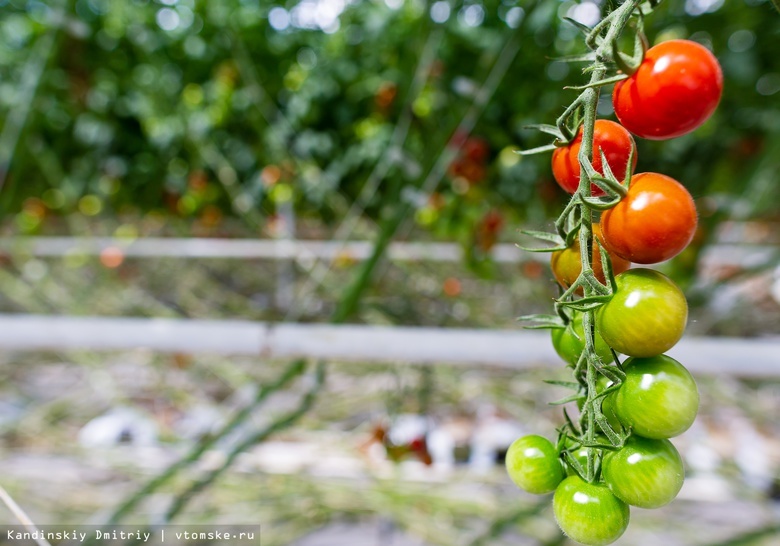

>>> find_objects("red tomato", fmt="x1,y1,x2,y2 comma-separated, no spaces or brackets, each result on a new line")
551,120,637,196
463,137,490,164
600,173,697,264
613,39,723,140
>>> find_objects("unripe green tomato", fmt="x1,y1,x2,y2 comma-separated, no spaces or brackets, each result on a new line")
553,475,630,546
505,435,564,494
596,268,688,357
614,355,699,439
603,435,684,508
551,312,615,366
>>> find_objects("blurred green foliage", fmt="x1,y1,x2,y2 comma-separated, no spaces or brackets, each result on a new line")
0,0,778,249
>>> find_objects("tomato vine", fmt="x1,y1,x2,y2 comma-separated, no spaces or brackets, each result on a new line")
507,1,723,544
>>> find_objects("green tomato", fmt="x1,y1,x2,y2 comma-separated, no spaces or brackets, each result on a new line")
552,312,615,366
553,475,630,546
603,435,684,508
614,355,699,439
505,435,564,494
596,269,688,357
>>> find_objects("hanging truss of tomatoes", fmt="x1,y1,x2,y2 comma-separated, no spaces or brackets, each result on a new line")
505,1,723,544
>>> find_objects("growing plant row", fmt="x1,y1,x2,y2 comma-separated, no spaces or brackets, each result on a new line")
505,3,724,544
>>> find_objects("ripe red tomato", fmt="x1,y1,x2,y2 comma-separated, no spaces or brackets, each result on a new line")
596,269,688,358
612,355,699,439
552,120,637,196
602,435,685,508
551,224,630,291
553,475,630,546
505,435,564,494
600,172,697,264
613,39,723,140
463,137,490,163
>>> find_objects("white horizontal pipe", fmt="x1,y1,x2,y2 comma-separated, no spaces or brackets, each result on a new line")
0,314,775,377
0,237,527,262
0,237,774,267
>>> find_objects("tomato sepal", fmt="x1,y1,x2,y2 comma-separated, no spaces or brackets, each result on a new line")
562,16,594,35
595,415,623,445
551,52,599,63
543,379,581,390
523,123,567,140
550,393,585,406
517,143,559,156
518,229,567,252
564,73,628,91
517,313,566,330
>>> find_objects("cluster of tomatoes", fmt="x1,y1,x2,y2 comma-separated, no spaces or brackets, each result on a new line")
507,39,723,545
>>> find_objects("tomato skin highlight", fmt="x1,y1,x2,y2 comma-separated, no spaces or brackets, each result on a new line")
603,436,685,508
551,225,631,291
613,39,723,140
505,435,564,494
596,269,688,358
552,311,616,367
613,355,699,439
552,120,637,195
600,173,698,265
553,475,630,546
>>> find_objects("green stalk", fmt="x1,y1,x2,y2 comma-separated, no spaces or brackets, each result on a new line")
572,0,643,481
104,359,307,525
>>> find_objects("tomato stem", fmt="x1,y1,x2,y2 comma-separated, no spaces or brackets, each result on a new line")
570,0,643,482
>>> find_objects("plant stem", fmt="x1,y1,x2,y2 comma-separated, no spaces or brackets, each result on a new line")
104,359,307,525
573,0,642,481
162,362,326,522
